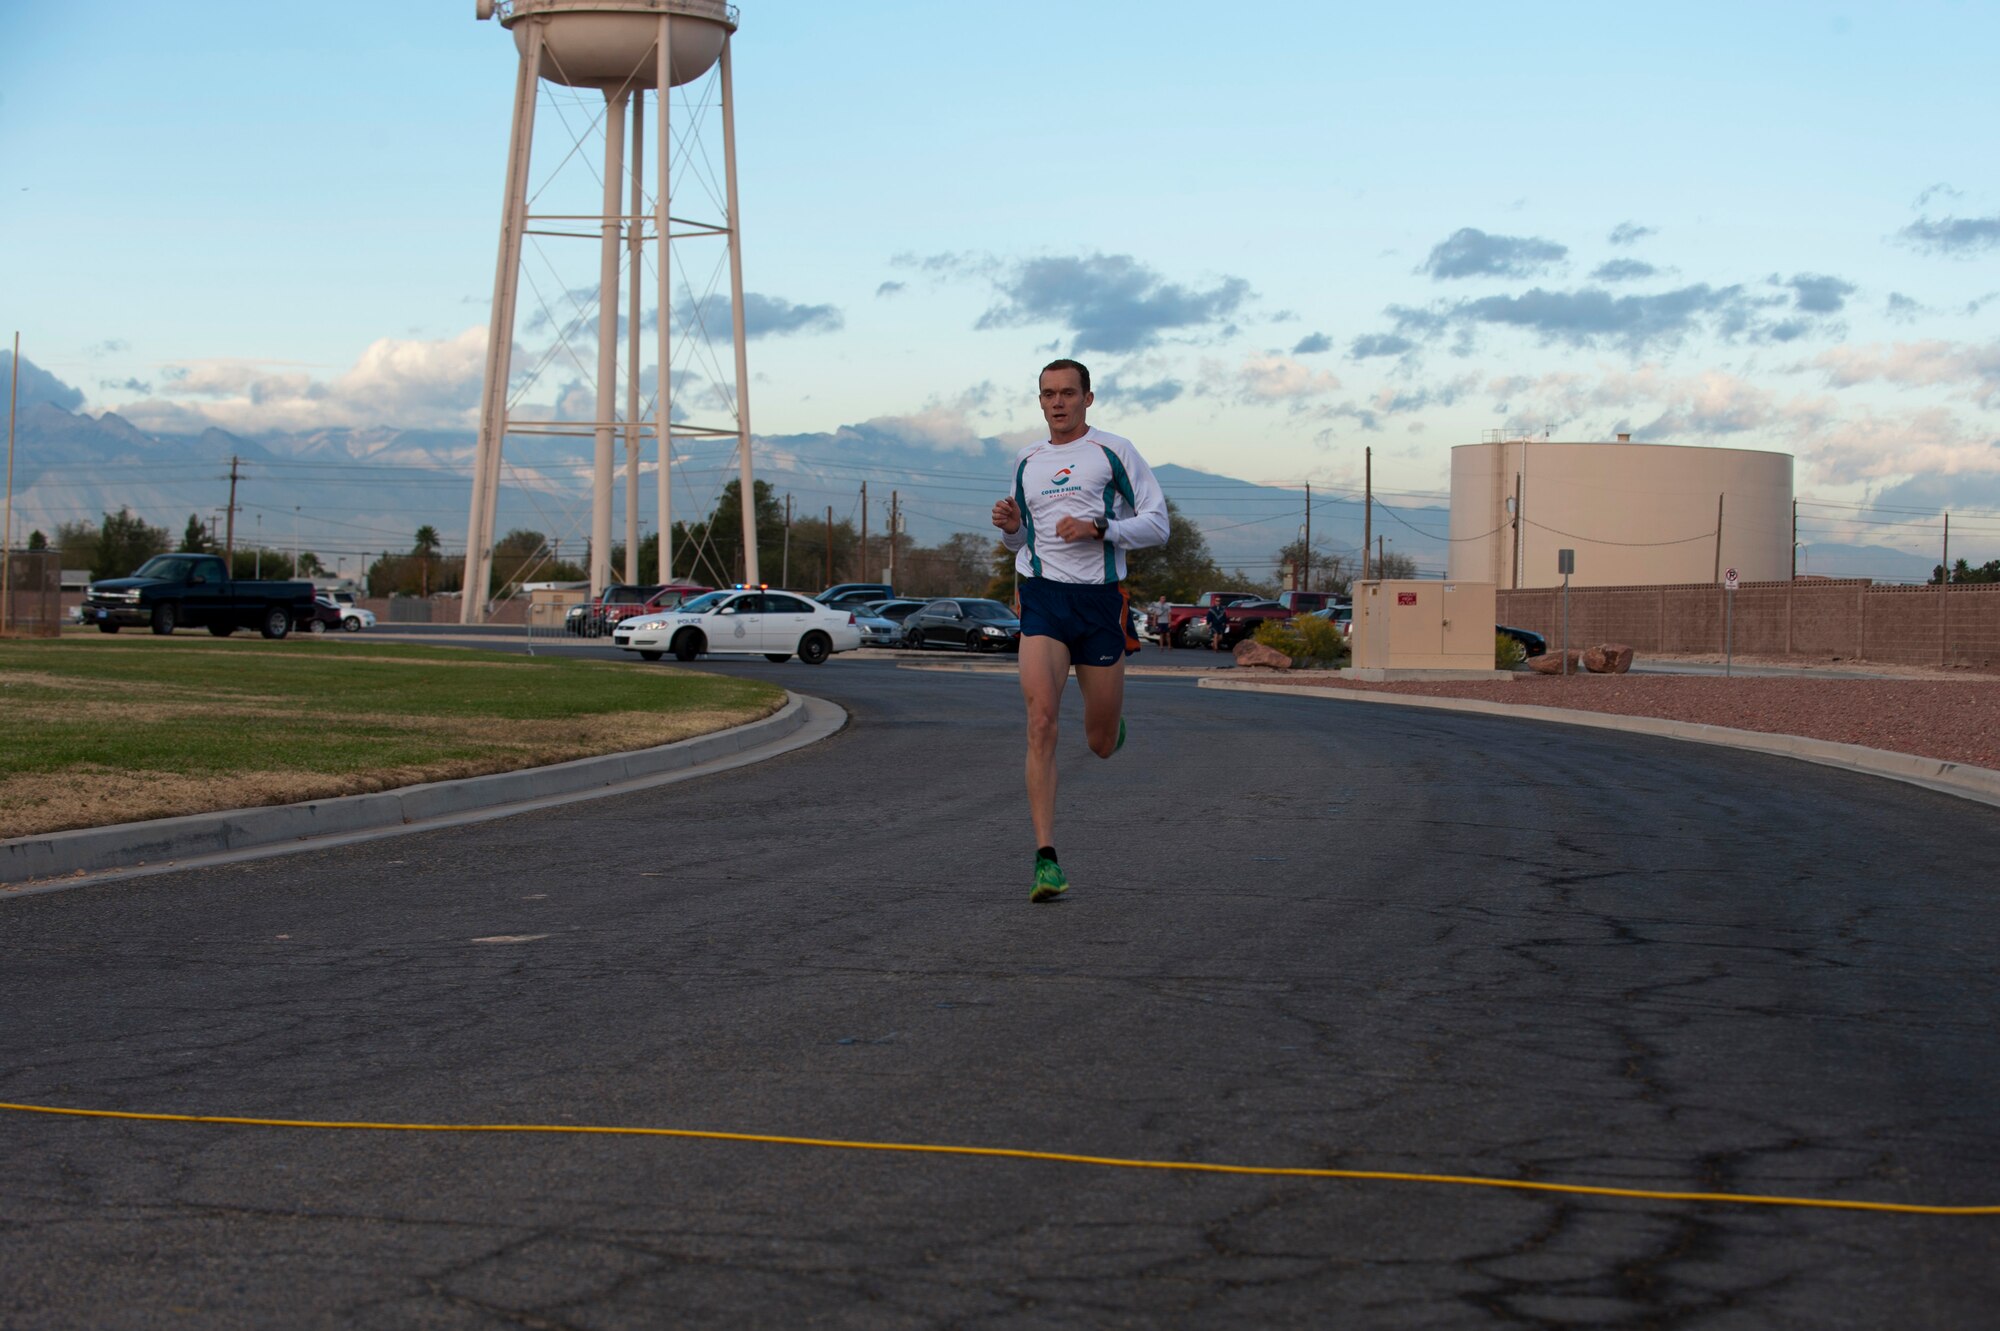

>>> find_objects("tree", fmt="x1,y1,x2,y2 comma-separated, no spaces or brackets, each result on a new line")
1272,538,1351,595
680,479,786,585
178,514,209,554
1123,497,1223,603
489,529,576,595
412,525,442,597
297,551,325,577
92,508,171,580
52,519,99,573
775,512,856,592
26,530,46,551
1375,551,1418,580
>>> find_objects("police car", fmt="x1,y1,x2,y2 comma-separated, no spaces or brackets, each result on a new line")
612,588,863,664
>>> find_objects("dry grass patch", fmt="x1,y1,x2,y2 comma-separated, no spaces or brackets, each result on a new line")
0,638,786,839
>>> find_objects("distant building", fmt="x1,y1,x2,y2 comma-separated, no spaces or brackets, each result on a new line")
1450,436,1794,588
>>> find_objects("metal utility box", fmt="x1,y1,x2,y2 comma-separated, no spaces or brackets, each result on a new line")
1349,580,1497,672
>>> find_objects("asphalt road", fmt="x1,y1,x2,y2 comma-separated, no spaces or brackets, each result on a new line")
4,648,1999,1328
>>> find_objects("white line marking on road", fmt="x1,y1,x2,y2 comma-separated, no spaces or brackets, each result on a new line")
471,934,549,944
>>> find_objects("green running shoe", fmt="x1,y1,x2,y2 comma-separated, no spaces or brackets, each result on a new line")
1030,854,1069,903
1115,716,1126,754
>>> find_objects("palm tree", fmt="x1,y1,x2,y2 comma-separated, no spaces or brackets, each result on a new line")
413,526,441,597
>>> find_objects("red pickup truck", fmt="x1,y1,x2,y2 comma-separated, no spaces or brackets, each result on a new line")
1160,591,1293,649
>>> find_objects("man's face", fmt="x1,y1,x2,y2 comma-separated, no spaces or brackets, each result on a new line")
1039,368,1092,439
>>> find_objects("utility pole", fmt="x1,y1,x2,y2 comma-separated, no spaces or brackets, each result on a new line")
1942,513,1951,667
825,505,833,590
1302,482,1311,592
1791,499,1798,581
225,456,241,563
1511,472,1522,590
1713,493,1724,583
1378,534,1385,578
889,489,899,589
859,482,869,586
3,331,17,636
1362,447,1372,582
782,493,792,589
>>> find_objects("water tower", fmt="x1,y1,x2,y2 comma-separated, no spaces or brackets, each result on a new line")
462,0,760,623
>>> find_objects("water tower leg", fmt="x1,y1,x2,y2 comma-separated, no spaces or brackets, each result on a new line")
592,89,630,599
464,23,544,623
720,36,758,585
624,91,644,586
654,17,675,585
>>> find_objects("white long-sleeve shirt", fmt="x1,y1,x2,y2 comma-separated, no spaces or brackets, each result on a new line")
1001,427,1170,584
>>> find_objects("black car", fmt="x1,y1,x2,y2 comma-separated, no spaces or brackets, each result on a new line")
816,583,894,607
1498,624,1547,658
865,598,927,623
901,597,1021,652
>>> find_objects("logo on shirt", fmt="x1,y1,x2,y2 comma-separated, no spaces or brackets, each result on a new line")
1039,465,1080,497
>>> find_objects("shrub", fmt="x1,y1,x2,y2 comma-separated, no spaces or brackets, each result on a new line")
1252,614,1350,667
1496,631,1526,669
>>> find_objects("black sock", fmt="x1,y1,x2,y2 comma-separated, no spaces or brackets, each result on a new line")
1037,845,1058,865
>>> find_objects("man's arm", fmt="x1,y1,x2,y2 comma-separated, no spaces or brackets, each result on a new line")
1102,442,1171,551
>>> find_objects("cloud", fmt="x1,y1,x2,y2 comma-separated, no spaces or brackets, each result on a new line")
1784,272,1855,315
1349,332,1415,359
1453,284,1757,350
1812,339,2000,408
1234,353,1341,403
833,384,996,455
1803,406,1989,486
676,291,844,340
875,280,906,297
1607,222,1656,246
111,330,489,432
1291,331,1332,355
1900,214,2000,256
1421,228,1567,280
1885,292,1925,323
0,352,85,411
1478,363,1835,442
99,376,153,395
1591,258,1657,282
1097,375,1184,410
974,253,1252,355
89,339,130,357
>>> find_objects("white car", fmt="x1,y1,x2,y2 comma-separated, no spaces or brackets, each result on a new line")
317,594,376,632
613,589,862,665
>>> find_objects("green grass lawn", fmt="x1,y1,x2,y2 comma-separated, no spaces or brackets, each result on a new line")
0,637,785,837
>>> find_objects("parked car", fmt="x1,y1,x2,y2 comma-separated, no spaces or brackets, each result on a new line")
301,597,344,634
852,606,903,647
816,582,895,607
901,598,1022,652
1497,624,1548,658
319,593,377,632
85,553,314,639
1274,590,1341,614
863,597,927,624
568,583,709,636
613,589,862,664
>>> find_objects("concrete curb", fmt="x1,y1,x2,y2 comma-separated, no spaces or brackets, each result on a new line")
1199,677,2000,811
2,693,842,891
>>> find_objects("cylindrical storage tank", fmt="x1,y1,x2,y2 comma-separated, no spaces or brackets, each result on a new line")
1449,440,1794,588
501,0,735,90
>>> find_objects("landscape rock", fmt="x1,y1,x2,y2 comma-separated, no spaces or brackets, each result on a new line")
1582,645,1610,674
1233,640,1293,670
1601,642,1636,674
1529,649,1585,675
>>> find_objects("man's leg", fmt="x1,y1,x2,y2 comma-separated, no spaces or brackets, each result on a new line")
1073,658,1127,758
1019,634,1071,849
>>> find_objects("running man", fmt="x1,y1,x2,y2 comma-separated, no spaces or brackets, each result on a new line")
991,359,1170,903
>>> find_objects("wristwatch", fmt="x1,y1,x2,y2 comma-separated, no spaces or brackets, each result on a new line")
1091,515,1108,539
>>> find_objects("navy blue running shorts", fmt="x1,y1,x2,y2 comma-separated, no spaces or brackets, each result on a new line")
1016,577,1139,666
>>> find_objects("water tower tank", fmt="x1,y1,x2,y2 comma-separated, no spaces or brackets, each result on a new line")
488,0,735,90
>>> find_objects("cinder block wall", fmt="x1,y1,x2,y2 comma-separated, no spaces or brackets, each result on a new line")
1497,580,2000,667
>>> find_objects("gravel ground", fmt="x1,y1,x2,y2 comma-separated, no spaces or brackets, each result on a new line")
1264,666,2000,771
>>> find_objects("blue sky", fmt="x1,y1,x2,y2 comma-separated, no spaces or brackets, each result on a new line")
5,1,1999,561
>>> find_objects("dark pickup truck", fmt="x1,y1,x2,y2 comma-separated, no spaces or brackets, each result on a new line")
86,554,316,639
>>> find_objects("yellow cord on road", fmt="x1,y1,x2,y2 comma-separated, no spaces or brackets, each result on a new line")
3,1100,1994,1217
